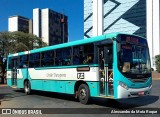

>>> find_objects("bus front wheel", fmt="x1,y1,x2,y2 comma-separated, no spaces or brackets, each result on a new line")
24,81,31,95
78,84,90,104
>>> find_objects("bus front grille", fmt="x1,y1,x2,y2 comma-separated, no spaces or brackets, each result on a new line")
128,77,149,83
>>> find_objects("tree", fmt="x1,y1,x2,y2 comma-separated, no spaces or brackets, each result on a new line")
0,31,47,84
155,55,160,73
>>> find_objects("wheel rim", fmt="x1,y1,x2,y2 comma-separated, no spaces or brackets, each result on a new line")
80,89,86,100
25,83,29,93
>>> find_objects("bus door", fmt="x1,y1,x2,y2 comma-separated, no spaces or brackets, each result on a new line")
104,46,114,96
98,47,106,95
98,45,113,96
11,58,18,86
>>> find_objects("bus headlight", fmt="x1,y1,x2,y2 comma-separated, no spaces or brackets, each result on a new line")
118,81,129,90
149,83,152,88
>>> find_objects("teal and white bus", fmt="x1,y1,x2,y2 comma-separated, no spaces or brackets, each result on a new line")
6,33,152,104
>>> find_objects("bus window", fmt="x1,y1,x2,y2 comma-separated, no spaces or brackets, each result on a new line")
29,53,40,68
73,46,83,65
73,46,81,65
8,57,12,69
41,50,54,67
55,47,72,66
83,44,94,64
19,55,28,68
11,57,19,69
61,47,72,66
73,44,94,65
55,49,63,66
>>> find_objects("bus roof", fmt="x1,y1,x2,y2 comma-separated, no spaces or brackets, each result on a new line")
8,32,146,57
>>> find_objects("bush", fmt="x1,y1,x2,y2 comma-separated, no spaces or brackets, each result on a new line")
155,55,160,73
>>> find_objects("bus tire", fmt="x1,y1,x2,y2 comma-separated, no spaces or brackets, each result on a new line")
78,84,90,104
24,81,31,95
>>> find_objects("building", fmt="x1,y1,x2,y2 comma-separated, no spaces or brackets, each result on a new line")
33,8,41,38
84,0,160,69
8,8,68,46
84,0,146,38
29,19,33,34
147,0,160,69
8,15,31,33
33,8,68,46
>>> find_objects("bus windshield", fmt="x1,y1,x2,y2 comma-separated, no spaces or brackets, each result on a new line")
118,44,151,74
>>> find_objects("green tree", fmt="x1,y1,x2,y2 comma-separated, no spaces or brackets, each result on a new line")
155,55,160,73
0,31,47,84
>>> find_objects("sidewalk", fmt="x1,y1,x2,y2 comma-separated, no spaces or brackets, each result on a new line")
0,84,7,87
152,78,160,80
152,71,160,80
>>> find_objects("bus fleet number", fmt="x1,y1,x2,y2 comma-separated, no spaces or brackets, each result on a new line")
77,73,85,79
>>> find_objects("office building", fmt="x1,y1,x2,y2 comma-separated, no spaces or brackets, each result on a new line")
8,15,31,33
33,8,68,46
29,19,33,34
8,8,68,46
33,8,41,38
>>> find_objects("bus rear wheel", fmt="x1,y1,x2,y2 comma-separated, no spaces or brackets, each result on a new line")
24,81,31,95
78,84,90,104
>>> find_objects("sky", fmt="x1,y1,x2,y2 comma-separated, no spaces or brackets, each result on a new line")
0,0,84,42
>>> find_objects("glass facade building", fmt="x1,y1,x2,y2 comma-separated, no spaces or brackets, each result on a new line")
84,0,146,38
84,0,160,69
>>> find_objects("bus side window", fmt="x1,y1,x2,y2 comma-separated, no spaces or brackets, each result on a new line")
11,57,19,69
29,53,40,68
73,46,80,65
61,47,72,66
55,49,62,66
83,44,94,64
41,50,54,67
19,55,28,68
73,44,94,65
8,57,12,69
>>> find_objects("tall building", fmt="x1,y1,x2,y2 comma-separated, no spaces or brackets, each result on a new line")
33,8,68,46
84,0,160,69
84,0,146,38
8,15,31,33
33,8,41,38
147,0,160,69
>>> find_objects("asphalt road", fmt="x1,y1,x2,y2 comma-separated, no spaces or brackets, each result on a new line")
0,80,160,117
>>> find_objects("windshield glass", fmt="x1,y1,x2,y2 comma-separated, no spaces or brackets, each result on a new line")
118,44,151,74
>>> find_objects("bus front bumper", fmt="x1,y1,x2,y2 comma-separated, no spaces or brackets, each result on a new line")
117,85,152,99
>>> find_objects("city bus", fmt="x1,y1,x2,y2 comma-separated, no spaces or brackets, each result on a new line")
6,33,152,104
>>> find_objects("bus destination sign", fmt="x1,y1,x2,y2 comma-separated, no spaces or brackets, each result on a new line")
119,34,147,46
126,36,139,44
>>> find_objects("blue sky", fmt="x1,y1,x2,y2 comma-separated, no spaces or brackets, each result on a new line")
0,0,84,42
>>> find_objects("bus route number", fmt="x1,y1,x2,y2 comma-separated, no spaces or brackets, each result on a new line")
77,73,85,79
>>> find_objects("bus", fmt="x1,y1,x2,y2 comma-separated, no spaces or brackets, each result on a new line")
6,33,152,104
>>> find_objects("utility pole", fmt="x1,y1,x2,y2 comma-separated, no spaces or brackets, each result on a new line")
61,9,65,43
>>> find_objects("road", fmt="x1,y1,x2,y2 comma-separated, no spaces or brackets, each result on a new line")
0,80,160,117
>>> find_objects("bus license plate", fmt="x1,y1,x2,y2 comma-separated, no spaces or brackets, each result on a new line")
138,92,144,96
